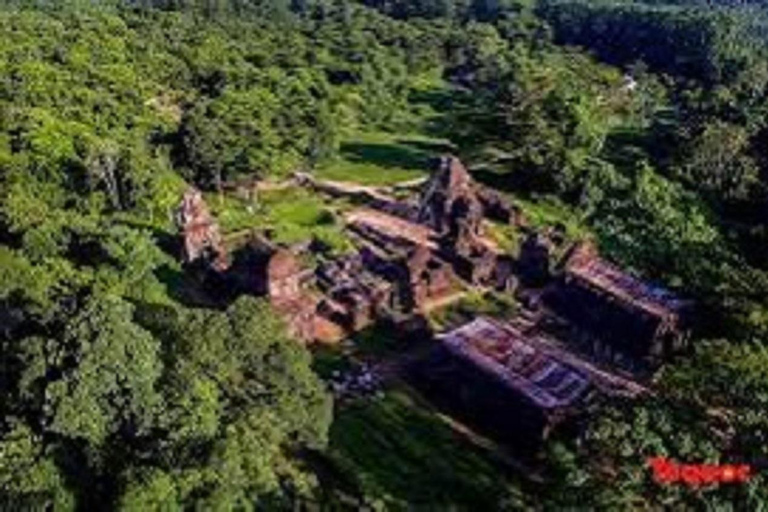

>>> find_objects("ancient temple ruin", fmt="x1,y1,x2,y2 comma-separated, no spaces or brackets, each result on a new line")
417,317,644,448
175,187,229,271
166,147,705,461
402,246,455,310
311,232,458,341
420,157,505,287
548,242,690,366
315,253,392,335
176,153,691,365
301,156,520,339
418,156,481,236
225,232,319,340
346,208,440,251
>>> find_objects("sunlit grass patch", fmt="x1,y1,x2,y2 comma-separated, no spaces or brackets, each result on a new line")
209,187,354,255
428,290,518,332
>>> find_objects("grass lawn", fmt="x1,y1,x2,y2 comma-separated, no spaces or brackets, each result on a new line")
208,187,355,255
428,290,518,332
322,386,530,510
486,220,522,257
314,73,458,186
315,131,453,186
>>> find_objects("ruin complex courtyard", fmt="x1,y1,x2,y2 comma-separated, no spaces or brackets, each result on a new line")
176,154,692,451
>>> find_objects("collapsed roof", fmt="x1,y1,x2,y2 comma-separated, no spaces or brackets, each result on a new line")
439,317,645,411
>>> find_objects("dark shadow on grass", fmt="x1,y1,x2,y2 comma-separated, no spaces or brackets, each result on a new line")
396,137,455,155
154,263,231,309
340,137,457,174
155,264,203,307
404,352,544,466
326,388,525,509
349,323,407,359
470,166,561,201
340,141,431,170
409,86,475,141
409,87,471,113
471,168,520,193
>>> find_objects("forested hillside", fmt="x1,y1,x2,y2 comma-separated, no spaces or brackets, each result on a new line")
2,0,768,509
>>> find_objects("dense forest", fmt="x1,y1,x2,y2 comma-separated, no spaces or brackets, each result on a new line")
2,0,768,509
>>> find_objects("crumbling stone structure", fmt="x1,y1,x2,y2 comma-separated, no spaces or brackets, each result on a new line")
402,246,455,310
315,253,395,336
476,186,522,226
414,317,644,452
548,242,691,366
312,241,456,339
266,249,304,305
416,156,504,287
343,157,519,294
175,187,229,271
518,231,553,286
179,151,694,365
419,156,483,239
226,232,318,341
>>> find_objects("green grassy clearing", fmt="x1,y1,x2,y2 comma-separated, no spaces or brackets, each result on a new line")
208,187,355,255
428,290,518,332
324,386,529,510
315,131,453,186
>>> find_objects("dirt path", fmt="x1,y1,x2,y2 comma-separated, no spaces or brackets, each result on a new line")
388,176,428,190
295,172,398,203
254,179,294,191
